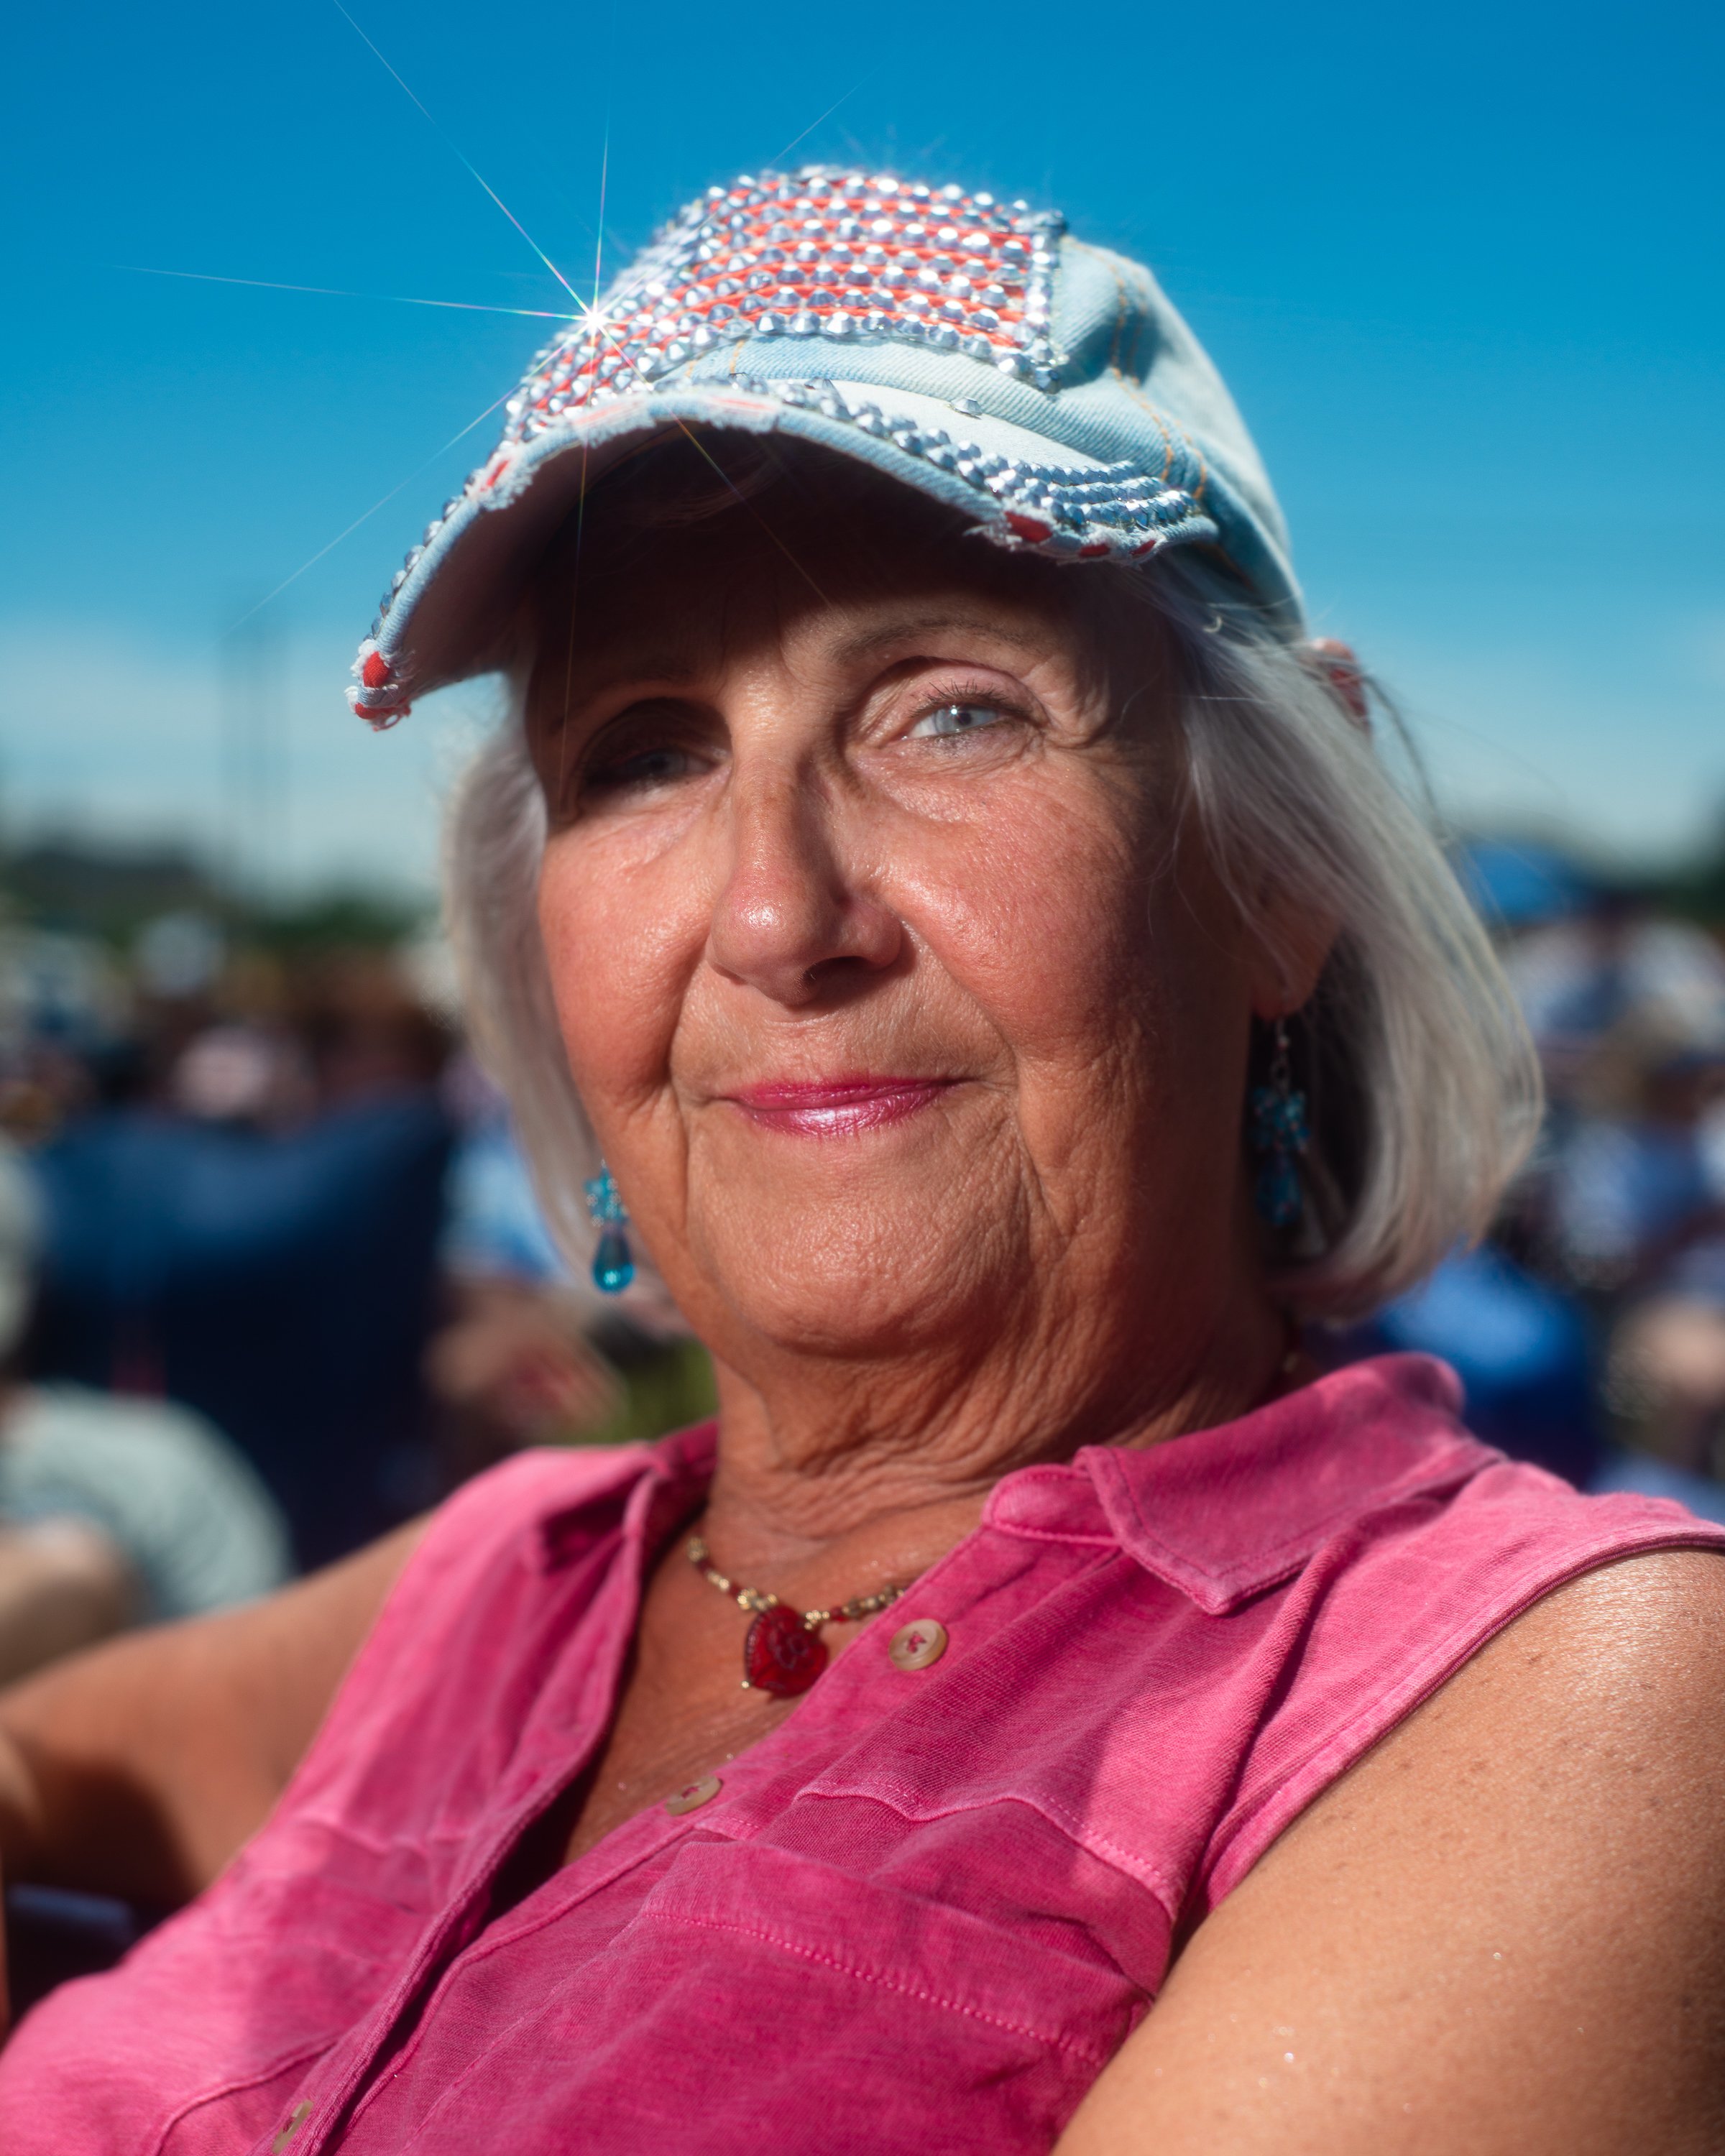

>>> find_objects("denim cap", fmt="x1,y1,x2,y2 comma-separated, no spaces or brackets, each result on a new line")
349,167,1301,726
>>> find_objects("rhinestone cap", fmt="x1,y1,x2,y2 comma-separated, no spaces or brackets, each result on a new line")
350,167,1299,726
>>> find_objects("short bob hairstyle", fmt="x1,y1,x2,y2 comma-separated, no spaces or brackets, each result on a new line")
443,436,1540,1325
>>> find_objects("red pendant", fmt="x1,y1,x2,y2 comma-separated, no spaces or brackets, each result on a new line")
744,1605,829,1698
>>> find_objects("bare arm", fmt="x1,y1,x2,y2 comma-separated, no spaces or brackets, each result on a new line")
1054,1550,1725,2156
0,1517,425,1910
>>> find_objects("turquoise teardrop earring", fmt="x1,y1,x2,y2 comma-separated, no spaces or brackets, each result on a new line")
584,1165,635,1294
1249,1017,1310,1229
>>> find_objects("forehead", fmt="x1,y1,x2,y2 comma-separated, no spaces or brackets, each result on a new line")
525,437,1131,690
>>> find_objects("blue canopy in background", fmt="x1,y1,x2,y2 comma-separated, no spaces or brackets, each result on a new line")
1453,837,1593,931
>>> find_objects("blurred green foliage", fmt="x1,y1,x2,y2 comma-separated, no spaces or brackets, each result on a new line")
567,1337,719,1452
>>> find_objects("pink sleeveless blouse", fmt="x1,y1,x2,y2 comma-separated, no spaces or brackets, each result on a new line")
4,1355,1721,2155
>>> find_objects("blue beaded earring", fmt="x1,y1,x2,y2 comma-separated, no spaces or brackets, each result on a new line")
1249,1017,1310,1229
583,1165,635,1294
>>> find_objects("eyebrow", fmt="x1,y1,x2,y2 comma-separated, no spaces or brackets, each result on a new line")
546,607,1050,715
564,658,701,700
829,611,1047,665
540,636,712,719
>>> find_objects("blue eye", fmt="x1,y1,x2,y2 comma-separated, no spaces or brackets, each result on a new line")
910,702,1007,739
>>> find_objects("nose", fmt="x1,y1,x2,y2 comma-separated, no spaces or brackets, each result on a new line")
705,758,902,1008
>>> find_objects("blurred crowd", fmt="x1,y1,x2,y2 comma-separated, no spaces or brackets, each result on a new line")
1337,839,1725,1521
1,841,1724,1690
0,895,714,1688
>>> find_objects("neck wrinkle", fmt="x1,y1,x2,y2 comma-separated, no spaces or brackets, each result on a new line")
691,1284,1289,1594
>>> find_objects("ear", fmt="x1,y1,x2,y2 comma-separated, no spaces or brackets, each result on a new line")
1246,893,1339,1024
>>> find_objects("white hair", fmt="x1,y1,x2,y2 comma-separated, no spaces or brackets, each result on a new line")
443,550,1540,1325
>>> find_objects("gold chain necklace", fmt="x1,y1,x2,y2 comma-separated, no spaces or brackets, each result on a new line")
687,1535,908,1698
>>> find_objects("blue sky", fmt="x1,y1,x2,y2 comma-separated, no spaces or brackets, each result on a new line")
3,0,1720,895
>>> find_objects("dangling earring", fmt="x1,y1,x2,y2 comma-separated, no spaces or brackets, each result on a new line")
1249,1017,1310,1229
584,1165,635,1294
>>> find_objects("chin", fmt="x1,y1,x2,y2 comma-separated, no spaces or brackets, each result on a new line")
686,1187,1018,1359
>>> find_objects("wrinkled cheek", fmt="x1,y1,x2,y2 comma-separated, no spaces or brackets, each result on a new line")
916,818,1154,1056
535,840,691,1123
903,798,1244,1192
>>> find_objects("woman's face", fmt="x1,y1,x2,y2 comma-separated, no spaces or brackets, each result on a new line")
530,458,1284,1406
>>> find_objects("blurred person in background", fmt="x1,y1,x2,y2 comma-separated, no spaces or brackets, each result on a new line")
24,954,455,1567
429,1051,623,1478
1505,882,1725,1122
1342,847,1725,1505
0,1139,288,1682
1541,1023,1725,1294
0,1522,132,1695
1583,1028,1725,1511
1505,893,1725,1510
1327,841,1605,1484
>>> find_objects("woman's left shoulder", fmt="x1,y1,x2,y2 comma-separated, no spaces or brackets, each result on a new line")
1354,1441,1725,1673
1054,1545,1725,2156
1184,1385,1725,1913
1292,1536,1725,1970
1356,1446,1725,1736
1436,1539,1725,1753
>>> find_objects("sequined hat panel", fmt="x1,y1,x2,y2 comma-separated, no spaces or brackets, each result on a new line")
349,167,1300,726
508,171,1066,433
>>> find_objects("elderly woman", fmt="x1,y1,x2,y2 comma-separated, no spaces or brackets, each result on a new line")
3,169,1725,2155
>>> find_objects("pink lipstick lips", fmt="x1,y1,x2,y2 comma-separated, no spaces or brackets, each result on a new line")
725,1077,955,1138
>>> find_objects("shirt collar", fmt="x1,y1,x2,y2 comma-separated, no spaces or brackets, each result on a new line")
986,1354,1485,1614
535,1419,719,1571
535,1356,1480,1616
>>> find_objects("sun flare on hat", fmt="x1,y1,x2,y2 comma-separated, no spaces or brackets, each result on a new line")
351,167,1300,727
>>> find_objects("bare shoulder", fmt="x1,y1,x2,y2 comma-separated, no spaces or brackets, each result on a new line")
1055,1547,1725,2156
1446,1542,1725,1710
1353,1545,1725,1822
